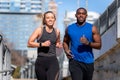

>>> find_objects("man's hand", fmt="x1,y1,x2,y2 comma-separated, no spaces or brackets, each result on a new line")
80,35,89,45
65,50,74,59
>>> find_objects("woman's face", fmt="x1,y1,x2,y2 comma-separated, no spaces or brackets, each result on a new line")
44,13,56,27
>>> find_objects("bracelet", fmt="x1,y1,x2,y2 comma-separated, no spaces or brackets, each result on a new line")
39,42,42,47
88,42,91,46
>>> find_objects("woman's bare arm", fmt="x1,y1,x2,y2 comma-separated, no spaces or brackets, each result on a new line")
27,27,42,48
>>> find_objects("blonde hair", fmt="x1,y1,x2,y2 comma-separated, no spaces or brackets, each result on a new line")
42,11,56,25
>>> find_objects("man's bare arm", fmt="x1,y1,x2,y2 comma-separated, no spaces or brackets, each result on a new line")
90,26,102,49
63,28,73,58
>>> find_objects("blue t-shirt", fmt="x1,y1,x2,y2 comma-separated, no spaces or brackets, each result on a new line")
67,22,94,63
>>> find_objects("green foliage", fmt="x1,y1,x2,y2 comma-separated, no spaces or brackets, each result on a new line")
12,66,21,78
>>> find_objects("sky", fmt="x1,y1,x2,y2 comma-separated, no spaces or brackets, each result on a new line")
54,0,114,35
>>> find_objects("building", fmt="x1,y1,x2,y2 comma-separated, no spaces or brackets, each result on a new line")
0,0,44,13
0,0,45,51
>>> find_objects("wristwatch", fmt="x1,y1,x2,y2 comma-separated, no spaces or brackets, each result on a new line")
39,42,42,47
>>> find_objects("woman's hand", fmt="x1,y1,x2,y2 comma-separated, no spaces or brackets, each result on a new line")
56,42,63,48
42,40,51,47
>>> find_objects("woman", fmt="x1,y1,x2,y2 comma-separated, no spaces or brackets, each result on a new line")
27,11,62,80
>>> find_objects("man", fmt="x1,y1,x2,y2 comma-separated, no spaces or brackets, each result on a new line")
63,7,101,80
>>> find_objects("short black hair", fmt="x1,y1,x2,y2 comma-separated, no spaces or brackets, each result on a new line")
76,7,87,14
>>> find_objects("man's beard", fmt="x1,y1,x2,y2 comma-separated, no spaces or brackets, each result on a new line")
77,19,86,26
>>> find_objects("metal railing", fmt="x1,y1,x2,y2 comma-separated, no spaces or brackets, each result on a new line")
0,34,13,80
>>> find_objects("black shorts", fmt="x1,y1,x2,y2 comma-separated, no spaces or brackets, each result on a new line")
69,59,94,80
35,56,59,80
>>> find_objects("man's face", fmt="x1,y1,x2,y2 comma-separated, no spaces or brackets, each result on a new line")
75,9,87,23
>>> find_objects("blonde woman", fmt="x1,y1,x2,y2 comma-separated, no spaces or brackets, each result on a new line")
28,11,62,80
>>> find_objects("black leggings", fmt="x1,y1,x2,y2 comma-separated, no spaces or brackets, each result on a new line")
35,56,59,80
